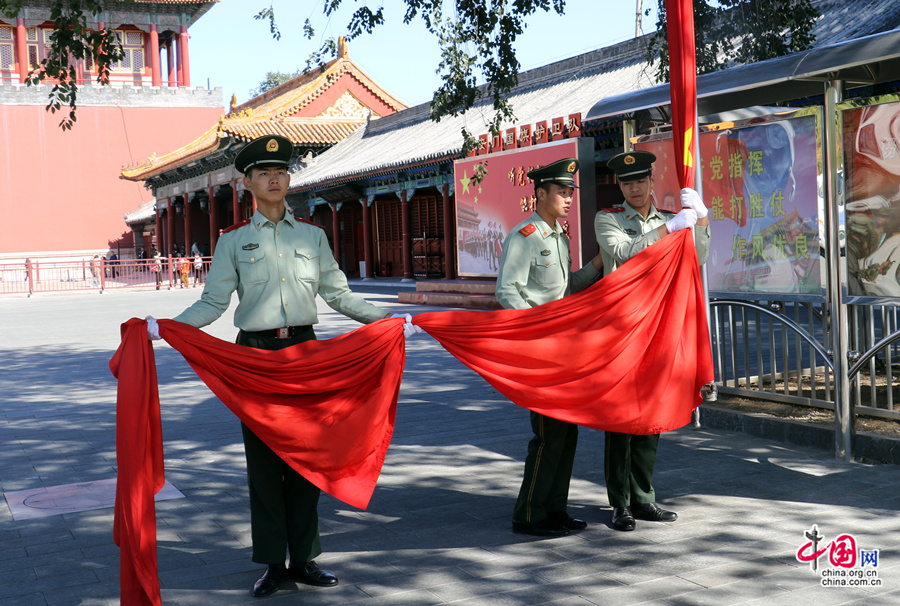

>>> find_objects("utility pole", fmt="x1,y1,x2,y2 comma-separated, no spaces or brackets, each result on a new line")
635,0,643,37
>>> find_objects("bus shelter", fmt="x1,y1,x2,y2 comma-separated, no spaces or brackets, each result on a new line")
585,28,900,461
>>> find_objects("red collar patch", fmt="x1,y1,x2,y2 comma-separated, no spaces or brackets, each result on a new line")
294,217,325,229
221,218,250,234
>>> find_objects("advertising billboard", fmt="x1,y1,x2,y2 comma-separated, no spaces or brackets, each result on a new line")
453,138,592,278
842,98,900,303
635,112,824,299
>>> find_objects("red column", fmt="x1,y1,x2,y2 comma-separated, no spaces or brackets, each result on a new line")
441,183,456,279
166,38,175,87
179,25,190,87
360,198,374,278
208,186,218,253
155,205,162,253
149,25,161,86
182,193,192,256
175,29,184,86
401,190,413,280
15,18,28,84
232,181,241,223
166,197,175,255
330,204,342,268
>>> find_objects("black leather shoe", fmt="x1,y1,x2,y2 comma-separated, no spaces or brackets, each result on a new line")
548,511,588,531
611,507,636,531
633,502,677,522
512,518,569,537
288,560,339,587
252,564,286,597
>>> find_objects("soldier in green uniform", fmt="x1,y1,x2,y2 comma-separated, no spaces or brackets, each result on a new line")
146,135,420,597
496,157,604,536
594,150,710,531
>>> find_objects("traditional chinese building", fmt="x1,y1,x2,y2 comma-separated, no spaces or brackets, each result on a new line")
0,1,223,261
120,37,406,259
287,36,651,281
287,0,900,283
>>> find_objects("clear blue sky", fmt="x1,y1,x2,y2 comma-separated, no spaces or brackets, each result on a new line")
188,0,658,111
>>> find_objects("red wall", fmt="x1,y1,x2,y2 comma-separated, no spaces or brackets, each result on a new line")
0,103,223,255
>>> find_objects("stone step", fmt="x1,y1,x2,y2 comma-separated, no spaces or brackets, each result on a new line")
398,290,502,310
413,279,496,295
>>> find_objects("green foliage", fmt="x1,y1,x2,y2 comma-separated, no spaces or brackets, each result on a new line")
1,0,124,129
248,70,302,98
253,5,280,41
296,0,568,148
647,0,820,83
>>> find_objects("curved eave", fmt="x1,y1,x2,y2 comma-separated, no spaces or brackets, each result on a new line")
291,149,463,195
121,123,225,181
222,119,366,146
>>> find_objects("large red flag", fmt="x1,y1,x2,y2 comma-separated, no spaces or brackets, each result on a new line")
414,230,714,434
666,0,698,189
110,317,407,606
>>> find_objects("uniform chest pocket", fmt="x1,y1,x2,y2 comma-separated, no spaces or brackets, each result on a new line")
294,249,320,282
237,250,267,284
532,257,563,288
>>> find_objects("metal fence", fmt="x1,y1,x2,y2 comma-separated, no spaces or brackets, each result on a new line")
0,257,211,296
710,299,900,421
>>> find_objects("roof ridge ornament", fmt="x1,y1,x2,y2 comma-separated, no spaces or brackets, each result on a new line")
338,36,349,59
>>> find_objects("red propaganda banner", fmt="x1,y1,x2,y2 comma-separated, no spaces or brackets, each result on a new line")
454,139,583,277
636,114,822,298
665,0,697,189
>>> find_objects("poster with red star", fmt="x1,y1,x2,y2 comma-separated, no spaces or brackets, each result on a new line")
454,139,583,277
636,114,822,298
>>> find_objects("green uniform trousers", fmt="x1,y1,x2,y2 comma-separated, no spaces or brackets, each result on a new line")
604,431,660,508
513,411,578,523
237,326,322,565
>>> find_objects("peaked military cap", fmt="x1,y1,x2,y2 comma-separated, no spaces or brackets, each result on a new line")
234,135,293,174
608,150,656,182
527,157,580,188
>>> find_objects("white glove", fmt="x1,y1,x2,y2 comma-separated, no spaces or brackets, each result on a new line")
665,208,698,233
398,313,423,338
680,187,708,218
145,315,161,341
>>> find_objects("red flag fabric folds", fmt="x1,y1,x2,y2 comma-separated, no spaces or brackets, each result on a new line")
109,319,165,606
415,230,714,434
159,317,406,509
665,0,698,189
110,317,406,606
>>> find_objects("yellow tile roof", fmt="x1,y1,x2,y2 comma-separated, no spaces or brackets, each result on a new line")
121,40,406,181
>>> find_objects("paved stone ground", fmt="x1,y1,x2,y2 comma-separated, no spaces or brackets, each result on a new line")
1,285,899,606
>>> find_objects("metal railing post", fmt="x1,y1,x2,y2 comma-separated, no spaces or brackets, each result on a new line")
823,79,853,461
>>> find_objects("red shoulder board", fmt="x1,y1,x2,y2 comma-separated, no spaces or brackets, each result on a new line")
518,224,537,236
221,218,250,234
294,217,325,229
601,206,626,213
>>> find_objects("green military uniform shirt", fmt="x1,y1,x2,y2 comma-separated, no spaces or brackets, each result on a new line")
496,212,601,310
174,210,388,331
594,202,711,277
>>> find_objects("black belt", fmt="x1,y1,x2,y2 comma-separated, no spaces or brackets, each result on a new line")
241,325,312,340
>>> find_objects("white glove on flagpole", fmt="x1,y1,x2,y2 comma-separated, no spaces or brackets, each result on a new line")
145,315,161,340
398,313,424,338
665,208,698,233
680,187,708,218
